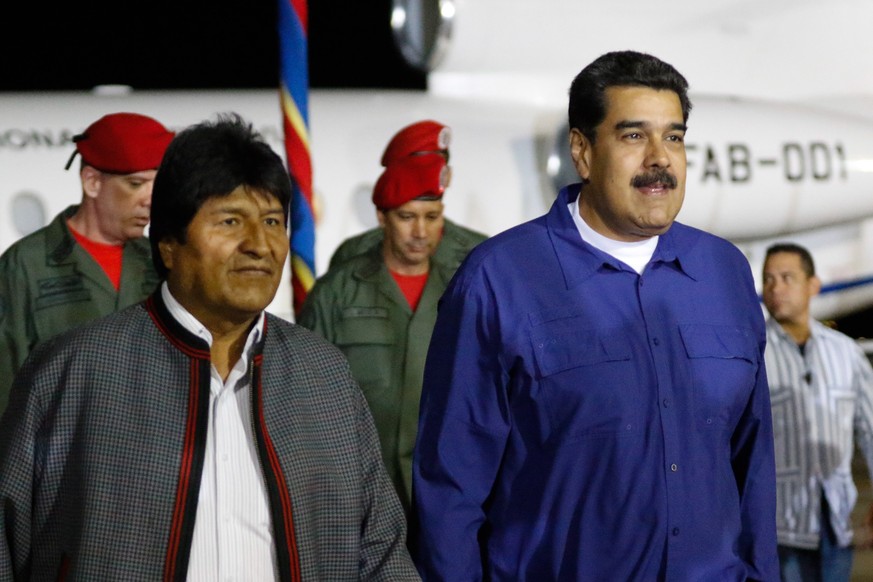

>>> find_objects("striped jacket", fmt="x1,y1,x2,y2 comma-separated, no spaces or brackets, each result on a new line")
0,291,419,581
766,317,873,549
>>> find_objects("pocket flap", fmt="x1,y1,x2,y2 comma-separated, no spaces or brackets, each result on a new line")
532,327,630,377
679,323,756,362
335,307,395,346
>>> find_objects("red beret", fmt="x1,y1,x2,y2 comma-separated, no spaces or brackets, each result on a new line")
65,112,174,174
372,153,448,210
380,120,451,167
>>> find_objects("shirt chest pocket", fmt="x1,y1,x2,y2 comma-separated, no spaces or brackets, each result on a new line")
335,307,397,388
35,275,92,310
531,326,638,443
679,323,758,430
33,275,99,341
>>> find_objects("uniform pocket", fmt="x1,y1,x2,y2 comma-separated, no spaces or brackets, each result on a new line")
335,307,395,346
335,307,396,395
35,275,92,310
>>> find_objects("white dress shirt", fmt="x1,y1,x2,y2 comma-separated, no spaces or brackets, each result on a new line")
161,283,277,581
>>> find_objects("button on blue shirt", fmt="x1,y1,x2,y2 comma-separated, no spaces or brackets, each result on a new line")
412,184,778,581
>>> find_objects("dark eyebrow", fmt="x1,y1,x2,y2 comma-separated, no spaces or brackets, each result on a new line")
209,204,285,216
208,205,245,216
614,120,687,132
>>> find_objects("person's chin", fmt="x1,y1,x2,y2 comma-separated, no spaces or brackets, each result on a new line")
639,210,678,233
404,248,427,259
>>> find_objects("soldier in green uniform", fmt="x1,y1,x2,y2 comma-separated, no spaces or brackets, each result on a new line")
0,113,174,411
299,152,466,516
328,120,487,272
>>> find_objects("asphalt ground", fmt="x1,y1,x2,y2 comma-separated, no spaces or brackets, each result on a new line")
851,453,873,581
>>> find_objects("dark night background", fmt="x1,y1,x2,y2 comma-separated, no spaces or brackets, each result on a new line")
1,1,425,91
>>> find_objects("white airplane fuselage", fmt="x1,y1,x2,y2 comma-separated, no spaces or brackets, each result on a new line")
1,88,872,323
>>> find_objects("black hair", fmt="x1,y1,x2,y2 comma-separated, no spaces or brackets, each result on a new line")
765,242,816,278
149,113,292,277
568,50,692,143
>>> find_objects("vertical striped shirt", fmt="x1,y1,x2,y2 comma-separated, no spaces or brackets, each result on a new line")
161,284,278,581
765,316,873,549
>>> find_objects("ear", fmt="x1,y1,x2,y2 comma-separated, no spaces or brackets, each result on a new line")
81,166,103,199
569,128,593,181
158,238,177,271
376,209,387,228
809,275,822,297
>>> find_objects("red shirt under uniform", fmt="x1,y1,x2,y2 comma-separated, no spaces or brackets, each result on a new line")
68,224,124,291
390,271,429,311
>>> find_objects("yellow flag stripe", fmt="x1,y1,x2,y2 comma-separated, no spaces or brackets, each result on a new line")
280,85,310,153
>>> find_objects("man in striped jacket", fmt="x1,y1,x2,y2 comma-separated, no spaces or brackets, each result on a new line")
0,114,419,581
763,242,873,582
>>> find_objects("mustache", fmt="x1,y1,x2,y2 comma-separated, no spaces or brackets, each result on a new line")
631,169,677,189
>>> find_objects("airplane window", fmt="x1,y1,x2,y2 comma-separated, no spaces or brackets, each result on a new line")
391,0,454,72
11,192,47,237
547,121,579,193
353,182,379,229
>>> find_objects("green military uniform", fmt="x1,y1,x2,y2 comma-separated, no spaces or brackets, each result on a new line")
0,205,159,411
328,218,487,272
298,246,459,514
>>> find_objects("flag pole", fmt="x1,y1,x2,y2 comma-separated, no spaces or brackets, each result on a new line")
278,0,315,318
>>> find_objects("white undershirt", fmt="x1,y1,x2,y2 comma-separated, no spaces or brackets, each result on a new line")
161,283,278,582
569,193,658,274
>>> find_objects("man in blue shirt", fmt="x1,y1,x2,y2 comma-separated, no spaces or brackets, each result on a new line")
411,50,779,581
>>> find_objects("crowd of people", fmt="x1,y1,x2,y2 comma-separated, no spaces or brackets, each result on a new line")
1,50,872,581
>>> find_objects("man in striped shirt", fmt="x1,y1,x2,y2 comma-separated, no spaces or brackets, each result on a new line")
763,242,873,581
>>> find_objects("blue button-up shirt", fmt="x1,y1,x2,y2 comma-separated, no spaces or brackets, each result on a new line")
412,184,778,581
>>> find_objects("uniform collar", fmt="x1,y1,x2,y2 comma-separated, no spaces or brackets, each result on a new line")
350,242,451,282
45,205,81,264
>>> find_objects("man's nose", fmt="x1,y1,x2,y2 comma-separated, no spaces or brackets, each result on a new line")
241,221,269,255
142,182,154,207
645,140,670,168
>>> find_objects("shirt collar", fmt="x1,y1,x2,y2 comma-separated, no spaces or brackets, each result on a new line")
766,315,820,344
568,191,658,275
548,184,701,289
160,282,264,354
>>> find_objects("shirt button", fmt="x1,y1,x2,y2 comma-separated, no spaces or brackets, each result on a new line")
670,463,678,472
663,399,670,407
652,338,660,346
672,527,680,536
